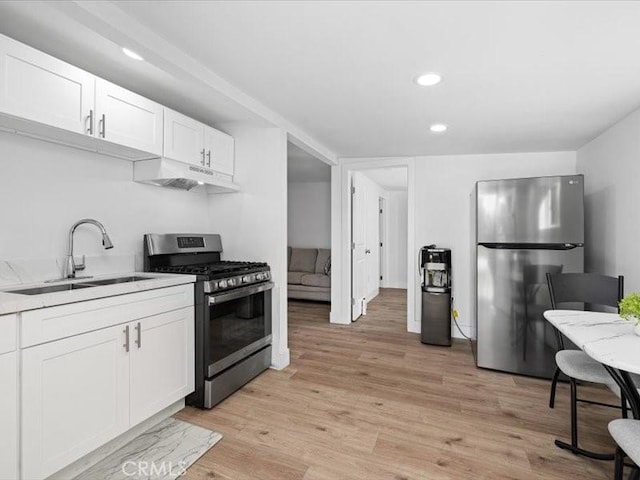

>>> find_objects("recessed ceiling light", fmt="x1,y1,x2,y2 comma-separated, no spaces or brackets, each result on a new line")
430,124,448,133
415,72,442,87
197,181,205,186
122,47,144,61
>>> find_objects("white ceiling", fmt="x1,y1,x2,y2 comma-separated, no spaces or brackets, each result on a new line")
363,168,408,191
1,2,640,159
287,143,331,183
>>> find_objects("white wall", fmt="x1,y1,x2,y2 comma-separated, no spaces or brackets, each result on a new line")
577,107,640,291
382,190,408,289
208,125,290,369
413,151,577,337
333,152,576,335
287,181,330,249
0,130,209,277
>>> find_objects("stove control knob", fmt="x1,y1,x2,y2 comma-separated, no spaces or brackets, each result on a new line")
218,280,228,289
264,272,271,280
256,273,265,281
227,278,235,287
242,275,251,284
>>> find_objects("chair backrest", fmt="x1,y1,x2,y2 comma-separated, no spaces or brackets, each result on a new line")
546,272,624,312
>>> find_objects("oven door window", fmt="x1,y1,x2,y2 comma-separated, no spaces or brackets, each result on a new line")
208,290,271,366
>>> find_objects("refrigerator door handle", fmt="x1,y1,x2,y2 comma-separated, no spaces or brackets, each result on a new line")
479,243,582,250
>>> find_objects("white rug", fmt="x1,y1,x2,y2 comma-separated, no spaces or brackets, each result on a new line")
74,418,222,480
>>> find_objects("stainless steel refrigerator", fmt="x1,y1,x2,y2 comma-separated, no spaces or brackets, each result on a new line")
472,174,584,379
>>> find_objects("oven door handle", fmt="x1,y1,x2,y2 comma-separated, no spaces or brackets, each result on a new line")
208,281,274,305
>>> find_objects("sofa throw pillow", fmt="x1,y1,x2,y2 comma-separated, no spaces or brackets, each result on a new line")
290,248,317,273
315,249,331,274
324,255,331,276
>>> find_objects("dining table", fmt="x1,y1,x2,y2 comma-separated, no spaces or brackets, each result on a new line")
544,309,640,419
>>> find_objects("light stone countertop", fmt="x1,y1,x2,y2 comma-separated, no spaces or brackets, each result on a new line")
544,309,640,375
0,272,196,316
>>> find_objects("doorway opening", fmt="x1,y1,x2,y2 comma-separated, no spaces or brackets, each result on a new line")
286,141,332,318
349,167,409,322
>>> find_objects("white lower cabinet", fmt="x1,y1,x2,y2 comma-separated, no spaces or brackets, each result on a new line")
21,324,130,480
21,303,195,480
0,351,18,480
130,307,194,426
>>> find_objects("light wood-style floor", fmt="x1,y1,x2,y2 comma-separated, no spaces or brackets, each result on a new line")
177,288,619,479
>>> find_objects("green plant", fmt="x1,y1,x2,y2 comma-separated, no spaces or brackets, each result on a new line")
619,292,640,325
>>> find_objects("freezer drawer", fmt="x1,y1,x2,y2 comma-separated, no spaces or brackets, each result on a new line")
475,245,583,378
476,175,584,245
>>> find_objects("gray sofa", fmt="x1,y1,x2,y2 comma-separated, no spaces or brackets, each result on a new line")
288,247,331,302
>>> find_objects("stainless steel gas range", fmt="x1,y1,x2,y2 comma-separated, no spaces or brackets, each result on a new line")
144,233,273,408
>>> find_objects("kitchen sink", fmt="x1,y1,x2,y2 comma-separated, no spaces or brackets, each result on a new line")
7,283,95,295
81,275,156,286
5,275,157,295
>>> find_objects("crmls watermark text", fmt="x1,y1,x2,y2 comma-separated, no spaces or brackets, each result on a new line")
121,460,188,477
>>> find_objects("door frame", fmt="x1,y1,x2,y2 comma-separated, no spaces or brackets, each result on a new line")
330,157,417,332
379,196,386,288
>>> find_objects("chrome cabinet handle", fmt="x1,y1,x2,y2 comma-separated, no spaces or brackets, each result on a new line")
206,150,211,167
86,109,94,135
200,149,206,165
365,249,371,254
99,114,106,138
123,325,130,352
135,322,141,348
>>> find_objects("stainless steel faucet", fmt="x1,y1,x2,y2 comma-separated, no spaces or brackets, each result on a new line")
65,219,114,278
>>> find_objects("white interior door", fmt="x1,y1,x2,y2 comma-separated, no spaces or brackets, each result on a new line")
351,172,366,321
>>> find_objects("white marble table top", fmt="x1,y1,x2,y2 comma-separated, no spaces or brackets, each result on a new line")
544,310,640,375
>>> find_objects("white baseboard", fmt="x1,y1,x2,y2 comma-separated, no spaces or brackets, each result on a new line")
270,348,290,370
452,323,472,340
48,400,185,480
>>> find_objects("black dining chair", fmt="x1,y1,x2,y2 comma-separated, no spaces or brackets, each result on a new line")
546,272,625,460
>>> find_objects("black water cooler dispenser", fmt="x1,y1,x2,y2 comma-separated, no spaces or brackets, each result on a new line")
420,246,452,346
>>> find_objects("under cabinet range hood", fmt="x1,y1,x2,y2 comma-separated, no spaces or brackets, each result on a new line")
134,158,239,193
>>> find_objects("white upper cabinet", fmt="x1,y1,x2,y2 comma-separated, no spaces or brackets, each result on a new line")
204,125,234,176
95,79,163,156
163,108,206,166
164,108,235,175
0,33,235,177
0,35,94,135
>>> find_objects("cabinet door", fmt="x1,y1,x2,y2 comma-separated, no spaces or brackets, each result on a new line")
204,126,235,176
95,78,163,156
22,324,129,480
130,307,194,426
0,34,94,134
0,352,17,480
163,108,205,166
